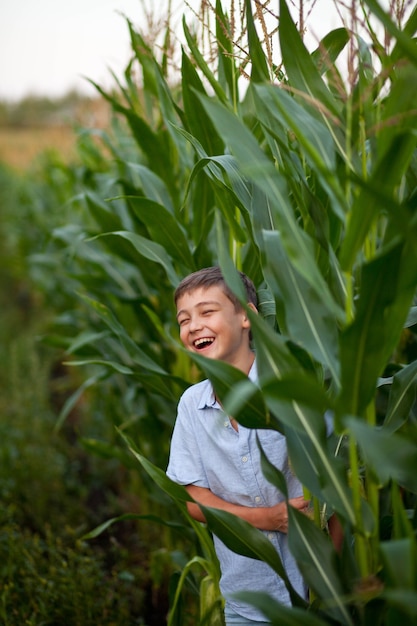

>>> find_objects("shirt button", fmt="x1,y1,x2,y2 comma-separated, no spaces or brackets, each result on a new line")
255,496,261,503
268,533,274,540
242,456,248,463
224,420,228,427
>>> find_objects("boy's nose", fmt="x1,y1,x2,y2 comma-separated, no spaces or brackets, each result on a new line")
189,316,203,332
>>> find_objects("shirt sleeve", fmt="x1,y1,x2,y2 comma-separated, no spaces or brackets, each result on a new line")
166,394,209,488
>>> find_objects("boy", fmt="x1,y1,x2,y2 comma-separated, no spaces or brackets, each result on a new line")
166,267,309,625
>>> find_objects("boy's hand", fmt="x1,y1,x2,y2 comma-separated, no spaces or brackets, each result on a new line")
185,484,310,532
268,497,310,533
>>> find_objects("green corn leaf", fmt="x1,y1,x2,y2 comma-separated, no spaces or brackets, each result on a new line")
255,85,337,171
83,513,187,541
125,438,191,505
340,66,417,270
261,377,331,422
197,92,275,179
92,231,179,287
288,507,353,625
54,371,106,432
380,590,417,620
128,22,158,96
258,437,289,498
266,401,356,527
311,28,349,79
197,93,344,322
380,537,417,589
364,0,417,66
65,330,111,354
182,16,228,104
181,50,224,156
257,287,277,329
285,427,361,529
120,431,219,560
230,591,328,626
378,65,417,157
88,83,174,183
384,360,417,433
134,371,184,402
391,482,415,541
201,506,307,608
123,32,189,170
215,255,332,410
279,0,341,117
244,0,270,82
97,102,175,194
168,556,223,626
339,240,417,417
78,294,169,376
187,352,272,429
248,310,304,381
215,0,238,102
127,196,195,269
252,84,347,221
172,135,256,248
210,171,250,244
63,358,133,375
81,438,141,469
150,59,192,166
85,192,126,231
263,230,340,389
177,129,254,229
346,417,417,493
239,310,355,524
123,163,175,213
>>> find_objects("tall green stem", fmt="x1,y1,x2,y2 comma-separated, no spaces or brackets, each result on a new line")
349,435,369,578
365,401,379,571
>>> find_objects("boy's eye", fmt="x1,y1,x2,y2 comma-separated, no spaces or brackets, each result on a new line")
178,318,189,326
202,309,214,315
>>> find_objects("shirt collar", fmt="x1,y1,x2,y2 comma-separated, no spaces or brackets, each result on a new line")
198,357,257,410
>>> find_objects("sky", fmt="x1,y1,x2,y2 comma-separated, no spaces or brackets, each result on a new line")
0,0,364,102
0,0,174,101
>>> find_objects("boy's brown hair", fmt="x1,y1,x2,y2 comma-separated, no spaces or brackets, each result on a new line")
174,266,257,310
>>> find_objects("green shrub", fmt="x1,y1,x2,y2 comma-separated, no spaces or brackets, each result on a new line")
0,507,147,625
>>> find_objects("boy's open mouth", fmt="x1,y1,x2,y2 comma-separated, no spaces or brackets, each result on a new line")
193,337,215,350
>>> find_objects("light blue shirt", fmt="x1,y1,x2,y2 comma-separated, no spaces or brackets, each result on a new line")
166,361,307,621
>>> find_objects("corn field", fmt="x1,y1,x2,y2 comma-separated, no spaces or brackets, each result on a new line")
4,0,417,624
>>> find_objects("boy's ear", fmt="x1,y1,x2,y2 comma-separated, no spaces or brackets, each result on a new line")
242,302,258,328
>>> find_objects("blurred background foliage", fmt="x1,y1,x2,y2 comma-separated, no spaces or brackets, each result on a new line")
1,0,417,624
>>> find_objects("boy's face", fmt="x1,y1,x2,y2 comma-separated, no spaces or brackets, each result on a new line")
176,285,254,369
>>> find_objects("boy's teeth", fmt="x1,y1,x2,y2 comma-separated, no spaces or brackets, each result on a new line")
194,337,214,348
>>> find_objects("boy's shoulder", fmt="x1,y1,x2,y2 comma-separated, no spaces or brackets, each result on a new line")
179,377,214,407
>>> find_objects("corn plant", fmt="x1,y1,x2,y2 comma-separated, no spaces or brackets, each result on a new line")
42,0,417,623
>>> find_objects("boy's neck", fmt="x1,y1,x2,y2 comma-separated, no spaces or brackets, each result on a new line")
232,349,255,375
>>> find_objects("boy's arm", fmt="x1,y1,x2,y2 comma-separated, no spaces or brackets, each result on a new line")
186,484,309,533
328,514,344,552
